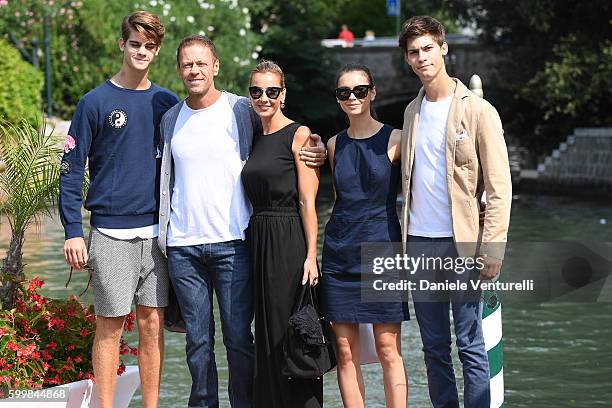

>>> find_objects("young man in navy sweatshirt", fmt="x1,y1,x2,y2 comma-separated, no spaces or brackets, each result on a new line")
59,11,178,408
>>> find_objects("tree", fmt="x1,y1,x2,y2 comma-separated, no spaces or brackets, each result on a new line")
334,0,459,39
1,0,261,118
247,0,342,134
0,119,61,309
440,0,612,153
0,39,43,125
135,0,260,98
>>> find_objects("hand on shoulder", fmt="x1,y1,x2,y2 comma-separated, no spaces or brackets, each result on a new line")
297,126,327,167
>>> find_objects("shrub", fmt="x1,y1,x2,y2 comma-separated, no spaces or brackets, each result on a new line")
0,278,137,393
0,38,43,125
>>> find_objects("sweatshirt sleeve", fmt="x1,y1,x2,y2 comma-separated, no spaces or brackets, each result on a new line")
58,98,95,240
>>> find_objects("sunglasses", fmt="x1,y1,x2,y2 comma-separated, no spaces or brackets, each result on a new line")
335,84,373,101
248,86,283,100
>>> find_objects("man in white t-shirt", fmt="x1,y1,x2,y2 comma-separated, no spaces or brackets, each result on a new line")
398,16,512,408
157,36,326,408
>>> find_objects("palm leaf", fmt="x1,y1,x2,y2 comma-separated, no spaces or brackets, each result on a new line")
0,118,62,236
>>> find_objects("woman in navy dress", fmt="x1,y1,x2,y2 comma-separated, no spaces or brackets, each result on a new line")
321,64,409,407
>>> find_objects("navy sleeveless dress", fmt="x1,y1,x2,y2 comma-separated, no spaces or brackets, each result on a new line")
321,124,410,323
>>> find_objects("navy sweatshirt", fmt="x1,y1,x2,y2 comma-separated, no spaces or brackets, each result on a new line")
59,80,179,239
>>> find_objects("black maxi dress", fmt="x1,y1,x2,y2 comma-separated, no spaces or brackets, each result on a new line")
241,122,323,408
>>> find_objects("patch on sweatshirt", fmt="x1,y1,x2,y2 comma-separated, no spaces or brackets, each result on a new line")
64,134,76,153
60,160,71,175
108,109,128,129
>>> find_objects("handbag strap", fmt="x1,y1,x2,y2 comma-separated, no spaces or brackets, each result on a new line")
293,283,315,313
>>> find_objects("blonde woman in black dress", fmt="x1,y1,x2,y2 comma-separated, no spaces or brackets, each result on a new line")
241,60,322,408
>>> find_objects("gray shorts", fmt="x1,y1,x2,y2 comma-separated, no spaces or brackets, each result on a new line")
87,229,169,317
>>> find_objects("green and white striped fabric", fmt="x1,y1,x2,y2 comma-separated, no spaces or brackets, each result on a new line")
482,290,504,408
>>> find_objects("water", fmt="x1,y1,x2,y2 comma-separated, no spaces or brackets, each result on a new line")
1,192,611,407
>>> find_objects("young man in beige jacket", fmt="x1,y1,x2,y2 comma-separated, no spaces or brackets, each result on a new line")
398,16,512,408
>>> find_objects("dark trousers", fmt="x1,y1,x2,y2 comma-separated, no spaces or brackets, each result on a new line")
408,235,491,408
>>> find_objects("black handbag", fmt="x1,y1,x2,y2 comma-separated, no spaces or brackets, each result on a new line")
164,283,186,333
281,283,337,379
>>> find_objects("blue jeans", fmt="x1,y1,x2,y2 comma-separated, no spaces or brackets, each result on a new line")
168,240,254,408
408,236,490,408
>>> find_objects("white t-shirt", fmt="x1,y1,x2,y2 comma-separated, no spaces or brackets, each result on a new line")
167,93,251,246
408,95,454,238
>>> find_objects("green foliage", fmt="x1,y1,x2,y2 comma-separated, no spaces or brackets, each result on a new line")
0,39,43,125
1,0,260,118
0,117,61,309
0,278,136,391
440,0,612,153
0,0,121,118
527,37,612,122
0,119,61,237
135,0,260,98
248,0,341,133
248,0,460,135
334,0,459,39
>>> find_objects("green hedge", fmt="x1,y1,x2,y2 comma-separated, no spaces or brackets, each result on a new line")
0,39,43,125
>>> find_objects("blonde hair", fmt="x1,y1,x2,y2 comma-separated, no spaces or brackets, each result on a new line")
250,59,285,88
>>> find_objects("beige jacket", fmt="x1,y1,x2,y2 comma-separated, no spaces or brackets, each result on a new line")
400,79,512,259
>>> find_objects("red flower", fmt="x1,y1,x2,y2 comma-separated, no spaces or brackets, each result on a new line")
48,316,65,331
16,343,36,358
19,318,30,331
6,341,19,352
29,292,47,309
123,311,135,332
1,279,136,389
28,277,44,292
119,339,129,355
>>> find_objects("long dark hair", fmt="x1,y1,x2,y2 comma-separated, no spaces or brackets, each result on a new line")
335,63,378,120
